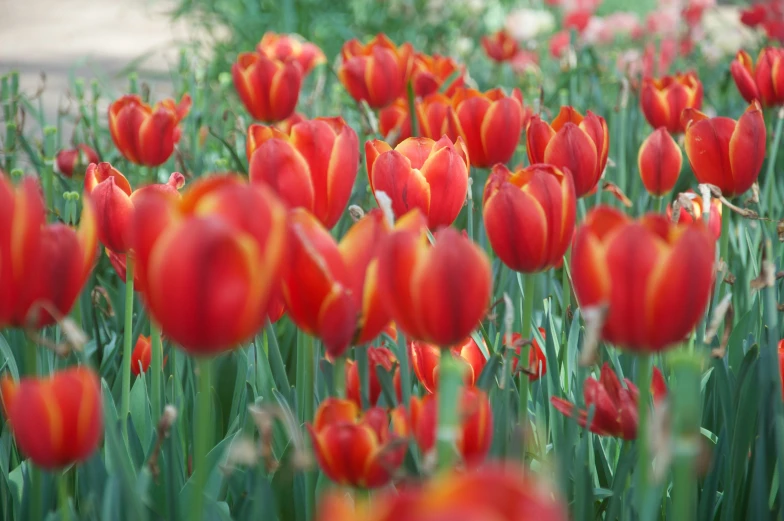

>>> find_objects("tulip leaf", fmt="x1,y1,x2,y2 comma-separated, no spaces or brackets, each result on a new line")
376,363,399,407
0,333,19,381
129,376,153,453
476,353,502,392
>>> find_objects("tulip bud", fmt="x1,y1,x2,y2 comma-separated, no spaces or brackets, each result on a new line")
731,48,784,106
638,127,682,196
56,144,99,178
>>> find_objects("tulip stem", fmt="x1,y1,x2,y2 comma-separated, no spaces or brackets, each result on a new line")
357,345,370,408
58,470,70,521
120,255,135,444
296,333,316,520
397,332,412,407
635,354,652,516
437,348,461,470
25,335,38,377
42,126,56,219
191,357,212,521
333,355,346,398
150,322,163,421
407,81,418,138
518,272,535,459
672,355,701,521
654,196,664,214
28,464,43,521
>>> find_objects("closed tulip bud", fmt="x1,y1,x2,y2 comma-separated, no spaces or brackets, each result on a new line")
572,206,715,352
308,398,406,488
377,210,492,346
338,34,414,109
450,87,528,168
481,29,519,63
232,52,303,123
411,52,465,97
483,163,576,273
640,72,703,133
108,94,191,167
527,106,609,198
131,175,288,354
638,127,682,196
256,32,326,76
0,175,97,329
507,329,547,381
409,336,487,393
283,208,391,357
683,101,766,198
0,367,103,469
56,144,99,178
248,116,359,229
731,48,784,106
666,190,722,240
346,346,401,407
366,136,469,228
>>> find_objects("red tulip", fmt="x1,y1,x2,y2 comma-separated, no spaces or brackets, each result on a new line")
411,52,465,97
366,136,469,228
377,210,492,347
247,116,359,229
549,31,571,59
481,29,519,63
666,190,722,240
338,34,413,109
527,106,608,198
638,127,682,196
346,346,401,407
483,163,576,272
256,32,326,76
683,101,766,198
731,48,784,107
0,367,103,469
378,93,458,146
640,72,703,133
409,336,487,394
232,52,302,123
56,144,99,178
507,329,547,381
571,206,715,352
108,94,191,167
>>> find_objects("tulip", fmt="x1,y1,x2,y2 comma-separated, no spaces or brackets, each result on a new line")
346,346,401,407
56,144,99,178
377,210,492,346
282,208,391,357
483,163,576,272
108,94,191,167
683,101,766,198
274,112,307,134
0,175,97,329
481,29,519,62
666,190,722,240
640,72,703,133
338,34,413,109
730,48,784,106
551,362,667,439
366,136,469,228
411,52,465,97
106,249,144,291
450,87,527,168
409,336,487,393
0,367,103,468
378,99,411,146
232,52,302,123
256,32,326,76
571,206,715,352
527,106,608,198
131,175,288,354
131,335,152,376
507,329,547,381
638,127,682,196
307,398,406,488
247,116,359,229
378,93,457,146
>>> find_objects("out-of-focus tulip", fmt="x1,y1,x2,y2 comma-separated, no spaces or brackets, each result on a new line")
131,335,158,376
571,206,715,352
0,175,97,329
666,190,722,240
282,208,391,357
84,162,185,254
346,346,401,407
131,175,287,354
366,136,469,228
640,72,702,133
450,87,527,168
307,398,406,488
527,106,608,198
106,249,143,290
256,32,326,76
549,31,571,59
411,52,465,97
338,34,413,109
247,117,358,229
507,329,547,381
481,29,519,62
483,163,576,272
683,101,766,198
108,94,191,167
378,94,457,146
0,367,102,469
551,362,667,439
409,336,487,393
377,210,492,346
232,52,302,123
731,48,784,108
378,99,411,146
638,127,682,196
56,144,99,178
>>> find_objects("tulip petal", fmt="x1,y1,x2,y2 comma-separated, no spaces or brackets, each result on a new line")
249,138,315,211
543,123,598,197
728,103,766,196
370,150,432,220
419,139,468,228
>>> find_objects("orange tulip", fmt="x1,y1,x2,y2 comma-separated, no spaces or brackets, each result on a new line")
527,106,609,198
571,206,715,352
666,190,722,240
346,346,401,407
256,32,326,76
108,94,191,167
56,144,99,178
640,72,703,133
131,175,288,354
338,34,414,109
232,52,302,123
307,398,406,488
731,48,784,106
0,367,102,469
481,29,519,63
483,163,576,273
366,136,469,228
282,208,391,357
507,329,547,381
0,175,97,329
411,52,465,97
377,210,492,346
638,127,682,196
247,116,359,229
378,93,458,146
131,335,152,376
409,336,487,393
683,101,766,198
450,87,527,168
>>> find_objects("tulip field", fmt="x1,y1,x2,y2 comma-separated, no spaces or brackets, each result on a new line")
3,0,784,519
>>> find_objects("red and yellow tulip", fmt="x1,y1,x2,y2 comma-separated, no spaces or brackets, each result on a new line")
638,127,682,196
338,34,413,109
256,32,326,76
56,144,99,178
409,336,487,394
666,190,722,240
410,52,465,97
378,93,457,146
640,72,703,133
481,29,519,63
232,52,302,122
346,346,401,407
730,48,784,106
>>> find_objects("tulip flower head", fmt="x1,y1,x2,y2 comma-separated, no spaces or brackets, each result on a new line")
346,346,401,407
108,94,191,167
56,144,99,178
731,48,784,106
131,335,167,376
410,52,465,97
638,127,682,196
666,190,722,240
378,93,457,146
256,32,326,76
640,72,703,133
232,51,303,123
409,336,487,393
507,329,547,381
481,29,520,63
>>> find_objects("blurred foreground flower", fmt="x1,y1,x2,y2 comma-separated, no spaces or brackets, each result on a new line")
256,32,326,76
638,127,682,196
232,51,302,122
409,336,486,393
56,144,99,178
640,72,702,133
338,34,413,109
730,48,784,106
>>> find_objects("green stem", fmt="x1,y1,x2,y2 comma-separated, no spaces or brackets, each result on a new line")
654,196,664,214
635,354,652,515
333,355,346,398
764,108,784,214
518,272,535,459
25,335,38,377
407,82,418,137
436,349,461,470
191,357,212,521
265,318,290,390
43,127,56,219
120,255,135,443
28,465,42,521
58,470,70,521
150,322,163,422
356,345,370,408
297,333,315,520
672,355,701,521
397,331,411,407
719,209,730,269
